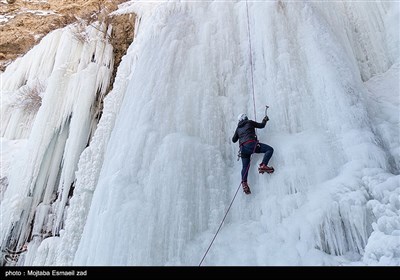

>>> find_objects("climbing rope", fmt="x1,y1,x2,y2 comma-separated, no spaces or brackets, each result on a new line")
198,144,257,266
198,2,258,266
198,181,241,266
246,0,257,121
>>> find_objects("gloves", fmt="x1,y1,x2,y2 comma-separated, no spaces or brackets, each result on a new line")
263,116,269,122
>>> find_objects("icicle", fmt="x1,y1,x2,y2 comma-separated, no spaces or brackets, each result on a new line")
0,21,114,263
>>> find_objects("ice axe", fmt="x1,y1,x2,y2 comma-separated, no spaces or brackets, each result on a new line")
265,105,269,118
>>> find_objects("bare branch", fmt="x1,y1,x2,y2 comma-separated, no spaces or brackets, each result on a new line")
11,81,44,114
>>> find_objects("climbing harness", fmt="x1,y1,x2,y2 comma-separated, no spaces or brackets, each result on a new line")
237,139,258,161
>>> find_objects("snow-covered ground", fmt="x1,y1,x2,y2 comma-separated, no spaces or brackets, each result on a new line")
1,0,399,266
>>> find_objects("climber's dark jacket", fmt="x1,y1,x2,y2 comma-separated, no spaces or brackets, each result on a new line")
232,118,267,146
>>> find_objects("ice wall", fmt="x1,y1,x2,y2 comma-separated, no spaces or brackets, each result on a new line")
0,22,114,265
2,0,398,266
68,1,398,265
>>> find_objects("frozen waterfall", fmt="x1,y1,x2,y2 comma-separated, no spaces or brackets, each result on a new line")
1,0,399,266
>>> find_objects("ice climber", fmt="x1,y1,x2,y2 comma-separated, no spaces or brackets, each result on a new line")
232,113,274,194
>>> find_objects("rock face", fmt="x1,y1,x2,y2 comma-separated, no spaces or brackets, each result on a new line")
0,0,134,72
108,12,135,89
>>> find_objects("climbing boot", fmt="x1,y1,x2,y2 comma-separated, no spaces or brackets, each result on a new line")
258,163,274,174
242,181,251,195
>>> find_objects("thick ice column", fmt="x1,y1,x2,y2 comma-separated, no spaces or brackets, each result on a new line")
73,2,240,265
36,41,134,266
0,22,114,262
0,30,62,139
